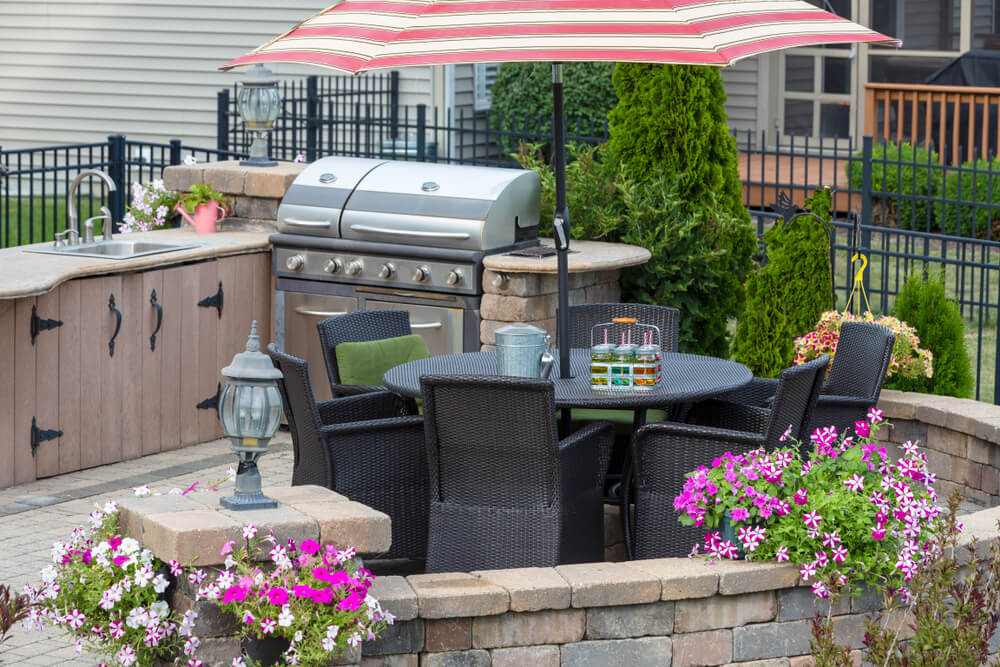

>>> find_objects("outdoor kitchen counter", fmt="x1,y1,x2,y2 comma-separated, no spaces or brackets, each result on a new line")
0,227,271,299
482,238,650,274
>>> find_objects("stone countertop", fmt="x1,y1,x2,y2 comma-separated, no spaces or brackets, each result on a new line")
0,227,272,299
483,238,650,274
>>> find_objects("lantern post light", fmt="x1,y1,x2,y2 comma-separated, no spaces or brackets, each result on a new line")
218,321,284,510
237,64,281,167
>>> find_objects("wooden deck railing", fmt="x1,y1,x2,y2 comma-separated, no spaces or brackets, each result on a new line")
865,82,1000,164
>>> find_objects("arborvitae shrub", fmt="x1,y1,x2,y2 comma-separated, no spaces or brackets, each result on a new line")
886,272,973,398
733,189,834,377
846,142,940,231
938,158,1000,238
607,63,748,224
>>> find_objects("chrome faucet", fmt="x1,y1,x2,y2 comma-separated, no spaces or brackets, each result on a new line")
67,169,117,241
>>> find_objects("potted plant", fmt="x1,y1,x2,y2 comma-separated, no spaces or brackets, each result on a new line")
197,524,394,666
675,410,944,600
119,179,181,233
174,183,230,234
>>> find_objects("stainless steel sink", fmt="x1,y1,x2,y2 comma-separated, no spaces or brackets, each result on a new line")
26,239,201,260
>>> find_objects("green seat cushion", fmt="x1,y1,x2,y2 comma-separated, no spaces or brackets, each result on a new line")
335,334,431,388
570,408,669,437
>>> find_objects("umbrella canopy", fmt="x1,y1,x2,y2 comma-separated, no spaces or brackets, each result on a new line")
222,0,897,378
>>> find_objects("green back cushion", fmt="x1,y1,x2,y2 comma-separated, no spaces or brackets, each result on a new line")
335,334,431,387
570,408,669,437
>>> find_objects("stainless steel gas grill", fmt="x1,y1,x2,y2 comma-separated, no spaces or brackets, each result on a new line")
271,156,541,400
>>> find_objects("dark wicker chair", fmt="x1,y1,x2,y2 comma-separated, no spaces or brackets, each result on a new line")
563,303,680,353
711,322,895,438
267,344,428,560
628,354,829,559
420,375,616,572
317,310,413,398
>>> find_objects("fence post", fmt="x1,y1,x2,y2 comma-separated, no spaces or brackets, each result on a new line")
306,76,319,162
169,139,182,166
860,135,873,305
107,135,127,224
390,71,400,139
416,105,427,161
217,89,230,152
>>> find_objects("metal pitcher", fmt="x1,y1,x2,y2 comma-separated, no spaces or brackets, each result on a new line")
495,323,554,379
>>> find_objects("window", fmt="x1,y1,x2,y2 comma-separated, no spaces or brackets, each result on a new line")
474,63,499,112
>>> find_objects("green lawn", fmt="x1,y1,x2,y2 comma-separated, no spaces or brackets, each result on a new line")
1,195,102,247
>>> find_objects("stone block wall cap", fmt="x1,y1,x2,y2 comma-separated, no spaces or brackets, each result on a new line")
406,572,510,619
483,239,650,274
470,567,572,612
555,562,661,608
621,558,719,600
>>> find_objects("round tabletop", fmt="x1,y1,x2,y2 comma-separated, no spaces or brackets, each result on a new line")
383,349,752,409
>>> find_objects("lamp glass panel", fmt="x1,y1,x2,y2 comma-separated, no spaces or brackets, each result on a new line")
238,85,281,129
219,381,283,438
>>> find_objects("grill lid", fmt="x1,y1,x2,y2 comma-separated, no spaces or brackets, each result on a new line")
277,157,539,251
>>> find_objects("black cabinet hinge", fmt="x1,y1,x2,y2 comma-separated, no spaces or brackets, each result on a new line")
30,417,62,457
197,282,223,318
30,304,63,345
197,383,221,410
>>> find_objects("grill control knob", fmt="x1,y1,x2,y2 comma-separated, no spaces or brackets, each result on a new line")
286,254,305,272
324,259,342,275
446,269,464,286
378,262,396,279
412,265,430,283
346,260,364,276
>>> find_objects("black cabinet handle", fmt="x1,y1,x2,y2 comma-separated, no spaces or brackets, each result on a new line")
150,289,163,351
108,294,122,357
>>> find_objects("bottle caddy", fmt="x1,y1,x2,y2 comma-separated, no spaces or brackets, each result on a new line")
589,318,661,391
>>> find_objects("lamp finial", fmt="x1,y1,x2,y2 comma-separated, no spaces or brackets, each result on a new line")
246,320,260,353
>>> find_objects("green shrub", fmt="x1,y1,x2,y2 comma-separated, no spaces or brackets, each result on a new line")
733,189,834,377
489,62,617,155
846,142,941,231
610,173,756,358
886,271,973,398
607,64,747,223
938,158,1000,238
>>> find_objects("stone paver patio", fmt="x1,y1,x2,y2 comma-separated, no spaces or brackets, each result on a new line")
0,432,295,665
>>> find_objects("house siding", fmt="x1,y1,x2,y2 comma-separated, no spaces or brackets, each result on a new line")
723,56,762,140
0,0,433,151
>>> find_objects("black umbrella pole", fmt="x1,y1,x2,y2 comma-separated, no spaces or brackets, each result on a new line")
552,63,571,379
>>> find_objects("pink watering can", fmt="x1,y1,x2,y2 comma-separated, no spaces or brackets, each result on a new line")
174,200,227,234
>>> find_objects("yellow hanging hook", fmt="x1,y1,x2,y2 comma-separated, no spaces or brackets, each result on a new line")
845,253,871,316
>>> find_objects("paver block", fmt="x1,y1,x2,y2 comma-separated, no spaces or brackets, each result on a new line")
361,619,424,656
407,572,509,618
234,196,279,222
115,493,204,541
264,485,350,506
712,561,800,596
725,660,791,667
555,562,660,607
163,165,205,192
141,510,243,565
732,620,812,661
675,591,777,634
218,504,319,547
490,645,560,667
361,655,419,667
169,589,240,637
967,437,992,464
471,567,570,612
200,160,247,195
293,499,391,554
776,587,849,621
672,629,733,667
560,637,671,666
190,636,242,666
421,649,491,666
425,618,472,652
369,575,419,621
585,601,673,639
472,609,585,648
624,558,719,600
245,164,304,198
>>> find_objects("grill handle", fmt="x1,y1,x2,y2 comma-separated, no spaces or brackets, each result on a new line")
411,321,443,330
284,218,332,228
348,224,470,240
294,307,349,318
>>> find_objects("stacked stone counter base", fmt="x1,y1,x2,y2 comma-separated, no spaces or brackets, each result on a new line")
116,485,389,666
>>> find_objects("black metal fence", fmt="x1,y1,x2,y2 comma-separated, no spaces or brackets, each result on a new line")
216,73,608,166
0,136,244,248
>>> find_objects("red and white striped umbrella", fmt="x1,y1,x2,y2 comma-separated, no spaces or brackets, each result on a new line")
221,0,897,74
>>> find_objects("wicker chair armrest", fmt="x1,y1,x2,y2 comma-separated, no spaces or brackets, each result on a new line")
330,383,385,398
686,400,771,435
816,394,876,409
319,415,423,438
316,391,411,425
635,421,768,451
713,377,779,407
559,420,616,490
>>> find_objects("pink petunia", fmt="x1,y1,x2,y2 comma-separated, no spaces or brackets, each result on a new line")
220,540,235,556
803,511,822,528
854,420,870,438
775,546,789,562
299,539,320,555
793,488,808,505
266,587,289,605
222,586,248,604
